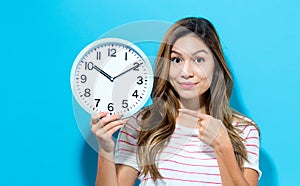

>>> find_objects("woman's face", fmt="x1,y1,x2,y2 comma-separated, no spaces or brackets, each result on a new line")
169,34,215,101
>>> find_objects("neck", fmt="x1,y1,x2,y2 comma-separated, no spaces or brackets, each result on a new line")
176,96,207,128
179,96,206,113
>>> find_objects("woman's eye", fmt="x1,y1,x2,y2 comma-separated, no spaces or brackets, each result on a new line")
195,57,204,63
171,57,181,63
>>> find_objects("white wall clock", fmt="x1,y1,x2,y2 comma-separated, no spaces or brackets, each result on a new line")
70,38,153,118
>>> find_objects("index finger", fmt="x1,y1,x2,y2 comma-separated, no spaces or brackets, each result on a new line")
178,109,209,119
91,111,109,125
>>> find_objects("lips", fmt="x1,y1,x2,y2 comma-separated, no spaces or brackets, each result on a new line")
178,82,198,89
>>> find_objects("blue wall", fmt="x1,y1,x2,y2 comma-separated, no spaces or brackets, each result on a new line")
1,0,300,185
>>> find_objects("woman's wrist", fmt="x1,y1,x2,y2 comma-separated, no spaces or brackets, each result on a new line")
99,148,115,160
213,131,232,153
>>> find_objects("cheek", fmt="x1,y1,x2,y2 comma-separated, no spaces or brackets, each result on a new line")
169,63,181,80
195,64,214,85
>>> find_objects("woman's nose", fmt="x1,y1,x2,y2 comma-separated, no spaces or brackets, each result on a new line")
181,61,194,78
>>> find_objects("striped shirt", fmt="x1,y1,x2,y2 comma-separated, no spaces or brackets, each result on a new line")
114,113,261,185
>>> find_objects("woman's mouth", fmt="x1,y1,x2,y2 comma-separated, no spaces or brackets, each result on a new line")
179,82,198,89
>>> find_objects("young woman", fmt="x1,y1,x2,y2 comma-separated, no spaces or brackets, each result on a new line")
91,17,261,186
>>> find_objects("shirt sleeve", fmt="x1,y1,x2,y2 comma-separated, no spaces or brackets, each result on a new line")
114,114,141,171
242,124,262,179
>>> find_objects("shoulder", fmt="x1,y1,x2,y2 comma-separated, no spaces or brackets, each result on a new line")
115,113,142,171
121,112,142,135
232,112,260,140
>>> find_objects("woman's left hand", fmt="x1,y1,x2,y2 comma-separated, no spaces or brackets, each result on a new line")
178,109,229,148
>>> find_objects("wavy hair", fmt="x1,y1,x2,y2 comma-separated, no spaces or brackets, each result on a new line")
137,17,257,180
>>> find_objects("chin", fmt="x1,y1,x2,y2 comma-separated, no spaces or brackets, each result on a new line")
178,93,201,102
176,88,208,101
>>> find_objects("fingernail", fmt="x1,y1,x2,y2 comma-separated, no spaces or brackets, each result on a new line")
178,109,183,112
98,111,108,115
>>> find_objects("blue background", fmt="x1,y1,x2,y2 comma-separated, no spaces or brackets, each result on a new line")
1,0,299,185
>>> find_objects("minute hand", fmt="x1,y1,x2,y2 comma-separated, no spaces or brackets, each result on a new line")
113,62,142,80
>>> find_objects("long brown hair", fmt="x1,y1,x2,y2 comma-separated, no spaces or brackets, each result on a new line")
137,17,256,180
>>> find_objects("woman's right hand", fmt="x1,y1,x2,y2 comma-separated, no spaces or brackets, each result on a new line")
91,112,128,154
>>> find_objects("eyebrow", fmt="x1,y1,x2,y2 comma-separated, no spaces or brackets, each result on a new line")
171,49,208,56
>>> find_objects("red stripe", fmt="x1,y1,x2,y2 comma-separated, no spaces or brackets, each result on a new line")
245,128,259,140
120,131,137,140
161,151,216,160
169,139,203,147
158,159,218,167
247,151,259,156
141,177,221,184
245,144,259,149
115,148,136,154
118,139,136,147
234,121,240,127
239,125,248,134
125,122,140,133
131,114,142,125
245,136,259,140
249,128,258,133
158,167,220,176
233,113,255,125
167,145,214,153
173,142,203,147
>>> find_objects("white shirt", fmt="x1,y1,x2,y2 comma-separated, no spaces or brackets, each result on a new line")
115,113,261,186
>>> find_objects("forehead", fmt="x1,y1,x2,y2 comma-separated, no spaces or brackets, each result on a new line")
171,34,210,55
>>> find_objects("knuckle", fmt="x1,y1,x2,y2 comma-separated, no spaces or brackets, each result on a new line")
91,126,97,134
91,114,97,119
96,130,104,139
199,128,204,134
100,117,107,123
105,122,112,129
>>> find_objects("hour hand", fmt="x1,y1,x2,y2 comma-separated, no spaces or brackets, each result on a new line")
113,62,142,80
93,65,114,82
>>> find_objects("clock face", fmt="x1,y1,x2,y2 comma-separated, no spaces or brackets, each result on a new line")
70,38,153,117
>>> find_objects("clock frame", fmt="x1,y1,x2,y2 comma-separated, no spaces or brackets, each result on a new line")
70,38,153,118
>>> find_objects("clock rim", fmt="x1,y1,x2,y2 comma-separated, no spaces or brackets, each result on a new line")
70,37,154,117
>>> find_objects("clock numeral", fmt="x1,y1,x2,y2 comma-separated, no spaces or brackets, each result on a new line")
85,62,94,70
132,90,139,98
81,74,87,83
84,88,91,97
122,100,128,108
108,103,114,111
133,62,140,71
125,52,127,61
94,99,101,107
108,48,116,57
96,52,101,60
137,76,143,85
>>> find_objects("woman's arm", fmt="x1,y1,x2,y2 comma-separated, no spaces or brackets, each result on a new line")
91,112,138,186
95,152,138,186
213,132,258,186
178,109,259,186
95,152,118,186
116,164,139,186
